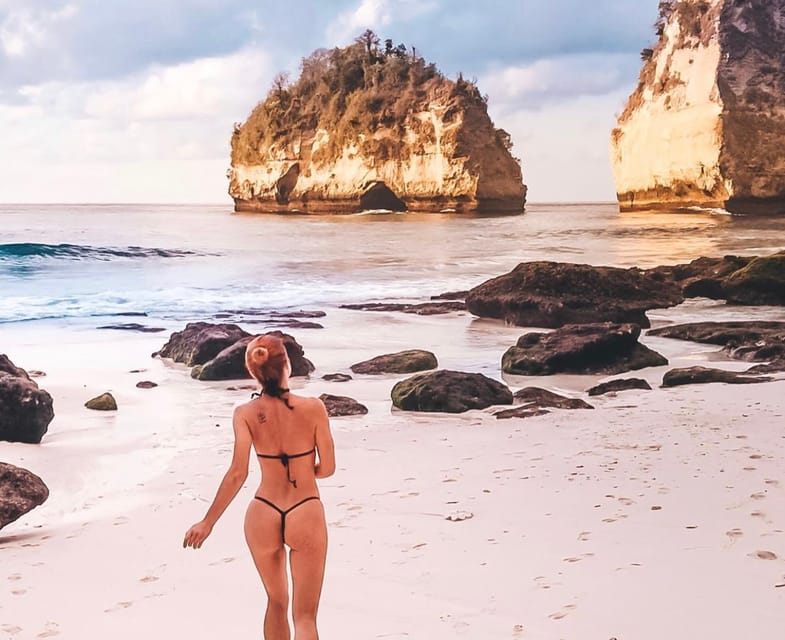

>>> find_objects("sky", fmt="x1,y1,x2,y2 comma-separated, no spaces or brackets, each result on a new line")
0,0,660,204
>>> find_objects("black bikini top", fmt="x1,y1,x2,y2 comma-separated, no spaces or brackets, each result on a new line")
257,449,315,488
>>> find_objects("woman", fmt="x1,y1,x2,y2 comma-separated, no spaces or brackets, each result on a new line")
184,334,336,640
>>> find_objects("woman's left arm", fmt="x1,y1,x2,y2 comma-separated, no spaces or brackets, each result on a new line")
183,407,252,549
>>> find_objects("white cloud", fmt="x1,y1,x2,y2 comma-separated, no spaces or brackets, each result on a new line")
0,3,76,57
325,0,439,46
0,46,275,203
481,53,634,112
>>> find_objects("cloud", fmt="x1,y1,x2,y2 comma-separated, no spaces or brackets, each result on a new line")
0,46,275,202
480,53,639,111
0,3,77,57
325,0,440,47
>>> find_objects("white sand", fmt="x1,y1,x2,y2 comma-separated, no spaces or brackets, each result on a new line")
2,311,785,639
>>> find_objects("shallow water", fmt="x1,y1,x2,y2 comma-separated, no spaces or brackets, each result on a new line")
2,202,784,326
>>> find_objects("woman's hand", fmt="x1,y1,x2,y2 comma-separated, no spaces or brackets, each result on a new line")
183,520,213,549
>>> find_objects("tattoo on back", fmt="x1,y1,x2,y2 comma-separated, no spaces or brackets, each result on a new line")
257,411,267,425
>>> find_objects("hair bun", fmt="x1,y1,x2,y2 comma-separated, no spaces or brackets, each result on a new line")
252,347,269,365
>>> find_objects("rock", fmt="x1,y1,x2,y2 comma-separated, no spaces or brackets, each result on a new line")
319,394,368,417
648,321,785,363
136,381,158,389
431,290,469,301
340,301,466,315
196,331,315,381
0,463,49,530
0,355,54,444
722,252,785,305
646,255,754,299
97,323,166,333
229,40,526,214
494,407,550,420
85,392,118,411
513,387,593,410
502,323,668,376
391,370,513,413
154,322,250,366
322,373,353,382
662,366,772,387
28,370,46,378
611,0,785,214
351,350,438,375
587,378,652,396
466,262,683,328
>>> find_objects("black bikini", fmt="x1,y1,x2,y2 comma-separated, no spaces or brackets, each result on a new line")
254,448,320,543
251,391,320,544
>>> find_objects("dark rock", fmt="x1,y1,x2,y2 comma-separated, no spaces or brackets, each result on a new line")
85,392,118,411
263,320,323,329
0,354,28,378
747,360,785,374
154,322,251,366
587,378,652,396
466,261,683,328
28,370,46,378
662,366,772,387
97,323,166,333
431,290,469,301
341,301,466,315
196,331,314,381
494,407,550,420
0,463,49,530
513,387,593,410
646,252,785,305
502,323,668,376
648,321,785,363
722,252,785,305
646,255,753,300
319,393,368,417
322,373,353,382
391,370,513,413
0,356,54,444
351,350,438,375
136,381,158,389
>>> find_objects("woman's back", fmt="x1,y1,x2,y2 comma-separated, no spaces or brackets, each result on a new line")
241,393,322,504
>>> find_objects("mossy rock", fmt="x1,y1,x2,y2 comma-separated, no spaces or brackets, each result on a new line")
391,370,512,413
351,350,438,375
85,392,117,411
723,251,785,305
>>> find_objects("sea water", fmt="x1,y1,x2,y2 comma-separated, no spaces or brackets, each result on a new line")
2,202,785,329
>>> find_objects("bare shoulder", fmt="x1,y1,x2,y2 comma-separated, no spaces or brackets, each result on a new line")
290,394,327,415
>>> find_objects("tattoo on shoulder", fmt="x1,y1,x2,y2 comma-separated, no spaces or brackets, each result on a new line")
257,411,267,425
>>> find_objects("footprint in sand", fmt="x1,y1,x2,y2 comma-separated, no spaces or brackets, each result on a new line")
11,589,27,595
512,623,524,638
751,511,767,519
113,516,129,526
139,576,159,583
104,602,133,613
549,604,577,620
725,528,744,542
751,492,767,500
751,550,778,560
208,557,236,566
618,497,635,506
765,479,780,487
563,554,593,563
2,626,23,636
7,574,22,581
37,622,61,638
577,531,591,541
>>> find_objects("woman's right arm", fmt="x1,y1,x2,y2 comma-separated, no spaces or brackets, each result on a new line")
313,399,336,479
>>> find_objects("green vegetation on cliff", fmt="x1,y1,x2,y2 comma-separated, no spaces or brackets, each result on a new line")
231,31,509,165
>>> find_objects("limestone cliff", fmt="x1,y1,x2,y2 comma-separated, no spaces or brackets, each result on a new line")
611,0,785,214
228,36,526,213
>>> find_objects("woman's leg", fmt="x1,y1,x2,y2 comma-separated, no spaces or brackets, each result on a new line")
285,501,328,640
245,500,290,640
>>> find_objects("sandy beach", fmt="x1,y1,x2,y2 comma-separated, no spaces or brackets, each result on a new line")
2,304,785,640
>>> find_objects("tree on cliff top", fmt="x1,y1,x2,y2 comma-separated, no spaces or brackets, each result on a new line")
231,31,486,165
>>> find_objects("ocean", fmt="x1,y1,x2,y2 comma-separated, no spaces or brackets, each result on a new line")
3,202,785,329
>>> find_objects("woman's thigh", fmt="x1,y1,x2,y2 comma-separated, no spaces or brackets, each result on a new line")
286,501,327,615
244,500,288,598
